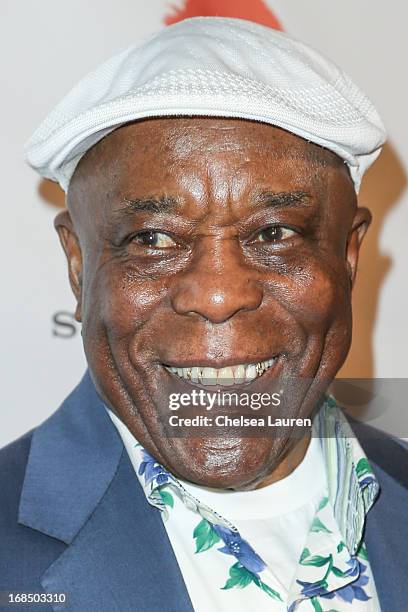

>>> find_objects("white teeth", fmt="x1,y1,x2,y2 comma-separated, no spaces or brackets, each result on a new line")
233,364,245,383
191,366,200,383
245,364,257,381
202,367,217,386
165,357,276,386
218,366,234,386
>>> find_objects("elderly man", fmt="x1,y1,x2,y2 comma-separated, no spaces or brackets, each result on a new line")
0,17,406,612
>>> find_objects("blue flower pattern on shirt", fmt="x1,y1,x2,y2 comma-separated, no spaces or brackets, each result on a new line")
297,556,370,610
135,397,379,610
213,524,266,574
138,449,171,486
322,561,370,604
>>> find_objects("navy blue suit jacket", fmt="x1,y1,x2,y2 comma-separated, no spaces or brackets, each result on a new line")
1,372,407,611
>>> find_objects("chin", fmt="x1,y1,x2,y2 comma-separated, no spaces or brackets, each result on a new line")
149,432,291,490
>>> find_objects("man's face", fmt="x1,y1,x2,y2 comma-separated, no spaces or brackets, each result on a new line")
57,118,370,489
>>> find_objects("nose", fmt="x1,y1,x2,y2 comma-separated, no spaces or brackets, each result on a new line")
170,238,263,323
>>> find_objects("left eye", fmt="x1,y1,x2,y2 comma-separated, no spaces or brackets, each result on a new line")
253,226,296,243
133,231,177,248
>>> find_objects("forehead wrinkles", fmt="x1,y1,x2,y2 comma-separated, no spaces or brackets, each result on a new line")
72,118,345,184
154,121,341,168
108,118,343,171
174,152,256,208
68,118,351,224
175,150,330,209
153,125,337,207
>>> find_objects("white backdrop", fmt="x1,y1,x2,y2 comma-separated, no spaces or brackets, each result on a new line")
1,0,407,447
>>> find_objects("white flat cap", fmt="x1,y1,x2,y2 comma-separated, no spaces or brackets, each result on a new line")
25,17,386,192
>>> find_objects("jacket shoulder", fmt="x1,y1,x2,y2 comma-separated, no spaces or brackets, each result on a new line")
0,431,33,523
350,418,408,489
0,431,66,593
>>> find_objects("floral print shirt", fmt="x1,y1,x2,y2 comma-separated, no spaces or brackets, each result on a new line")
108,396,381,611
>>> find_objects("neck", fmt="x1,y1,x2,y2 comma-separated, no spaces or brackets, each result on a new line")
235,433,311,491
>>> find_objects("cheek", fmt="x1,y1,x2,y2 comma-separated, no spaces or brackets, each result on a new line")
82,265,168,339
273,259,351,332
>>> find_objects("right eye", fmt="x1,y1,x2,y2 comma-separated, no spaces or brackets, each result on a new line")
132,231,178,249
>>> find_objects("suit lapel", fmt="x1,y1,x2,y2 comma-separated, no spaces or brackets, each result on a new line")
18,371,193,612
356,425,408,610
18,371,124,543
41,450,193,612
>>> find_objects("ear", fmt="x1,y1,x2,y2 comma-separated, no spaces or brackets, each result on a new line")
54,210,83,322
346,206,372,288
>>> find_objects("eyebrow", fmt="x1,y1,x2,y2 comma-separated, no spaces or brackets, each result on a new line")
255,190,311,209
115,191,310,218
118,195,179,214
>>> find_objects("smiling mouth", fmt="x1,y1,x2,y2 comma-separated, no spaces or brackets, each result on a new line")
164,357,278,387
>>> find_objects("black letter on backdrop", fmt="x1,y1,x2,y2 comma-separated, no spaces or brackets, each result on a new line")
52,311,78,338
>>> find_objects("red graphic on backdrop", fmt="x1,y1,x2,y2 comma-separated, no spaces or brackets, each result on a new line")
165,0,282,30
